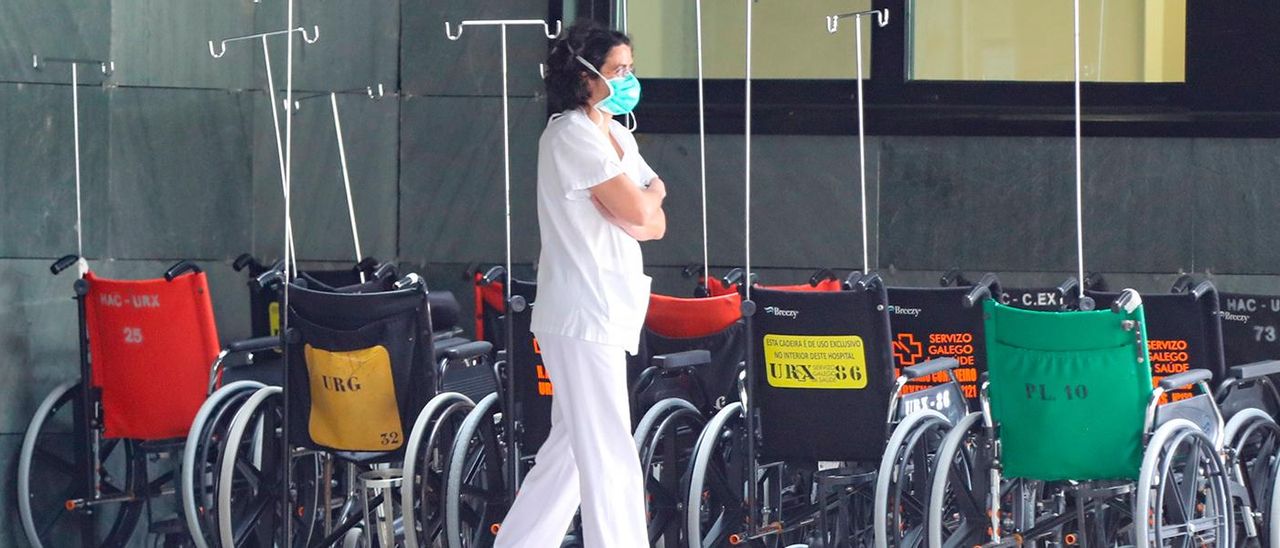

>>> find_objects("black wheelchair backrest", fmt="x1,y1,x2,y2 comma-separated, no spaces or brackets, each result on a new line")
886,286,989,403
749,282,895,463
1088,287,1226,401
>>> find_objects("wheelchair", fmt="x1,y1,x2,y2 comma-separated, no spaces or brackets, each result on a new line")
926,289,1234,547
680,272,971,547
179,256,469,547
630,286,747,546
1093,278,1280,545
197,270,491,547
18,257,224,547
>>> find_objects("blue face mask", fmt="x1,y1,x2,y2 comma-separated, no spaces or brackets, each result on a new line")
577,56,641,117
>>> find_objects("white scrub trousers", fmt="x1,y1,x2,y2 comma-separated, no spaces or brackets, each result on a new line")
493,332,647,548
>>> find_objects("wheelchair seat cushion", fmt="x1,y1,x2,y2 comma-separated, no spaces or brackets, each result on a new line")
984,300,1152,481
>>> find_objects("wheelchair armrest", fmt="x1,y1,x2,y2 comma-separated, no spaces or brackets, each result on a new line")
1158,369,1213,392
224,336,280,354
1229,360,1280,381
902,357,959,380
443,341,493,362
651,350,712,371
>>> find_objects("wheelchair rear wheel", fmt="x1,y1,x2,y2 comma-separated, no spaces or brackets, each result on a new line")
182,380,266,547
1224,408,1280,546
925,412,988,548
18,380,146,548
1136,419,1232,547
445,392,509,548
873,410,952,548
685,401,758,547
634,397,705,546
215,387,323,548
404,391,476,548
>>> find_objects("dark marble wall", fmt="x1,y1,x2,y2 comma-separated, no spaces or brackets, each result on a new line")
2,0,1280,546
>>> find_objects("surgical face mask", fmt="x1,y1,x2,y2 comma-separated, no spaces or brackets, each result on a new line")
577,56,641,117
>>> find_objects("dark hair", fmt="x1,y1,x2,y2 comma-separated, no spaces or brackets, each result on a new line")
545,20,631,113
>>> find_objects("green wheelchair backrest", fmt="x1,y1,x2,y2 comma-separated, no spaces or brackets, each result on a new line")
983,299,1152,481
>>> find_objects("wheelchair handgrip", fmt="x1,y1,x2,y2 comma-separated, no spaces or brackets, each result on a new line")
963,285,991,308
809,268,838,286
372,261,399,281
843,271,864,290
225,336,281,354
1110,289,1142,314
939,269,968,287
1190,280,1216,301
51,254,80,275
1158,369,1212,392
164,260,202,281
443,341,494,362
1055,276,1079,298
355,256,380,276
855,272,883,292
1170,274,1196,294
651,350,712,371
722,268,746,288
902,357,959,380
232,253,258,272
1083,272,1106,291
481,265,507,285
681,264,706,279
1229,360,1280,381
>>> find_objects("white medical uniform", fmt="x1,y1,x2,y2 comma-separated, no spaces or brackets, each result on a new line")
493,108,654,548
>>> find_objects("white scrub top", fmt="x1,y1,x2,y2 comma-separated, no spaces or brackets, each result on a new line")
529,109,657,355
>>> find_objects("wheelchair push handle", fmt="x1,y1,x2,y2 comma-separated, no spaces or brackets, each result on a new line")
50,254,81,275
1083,271,1107,291
1110,288,1143,314
681,263,706,279
1190,280,1217,300
372,261,399,281
1055,276,1079,299
939,269,971,287
963,273,1001,308
355,256,381,276
232,253,262,273
854,272,882,291
164,260,202,281
480,265,507,285
1169,274,1196,294
808,268,838,287
843,271,863,290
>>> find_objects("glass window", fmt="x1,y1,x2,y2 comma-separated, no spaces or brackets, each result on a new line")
909,0,1186,82
623,0,873,79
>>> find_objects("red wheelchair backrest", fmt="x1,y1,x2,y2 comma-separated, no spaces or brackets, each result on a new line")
84,271,220,440
646,292,743,339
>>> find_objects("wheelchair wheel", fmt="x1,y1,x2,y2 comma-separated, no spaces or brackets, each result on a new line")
685,401,755,547
18,380,146,548
1135,419,1232,547
873,410,951,548
634,397,705,546
215,386,323,548
403,391,476,548
445,392,509,548
925,412,987,548
1224,408,1280,546
181,380,266,548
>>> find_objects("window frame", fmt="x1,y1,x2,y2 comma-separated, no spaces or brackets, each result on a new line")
590,0,1280,137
